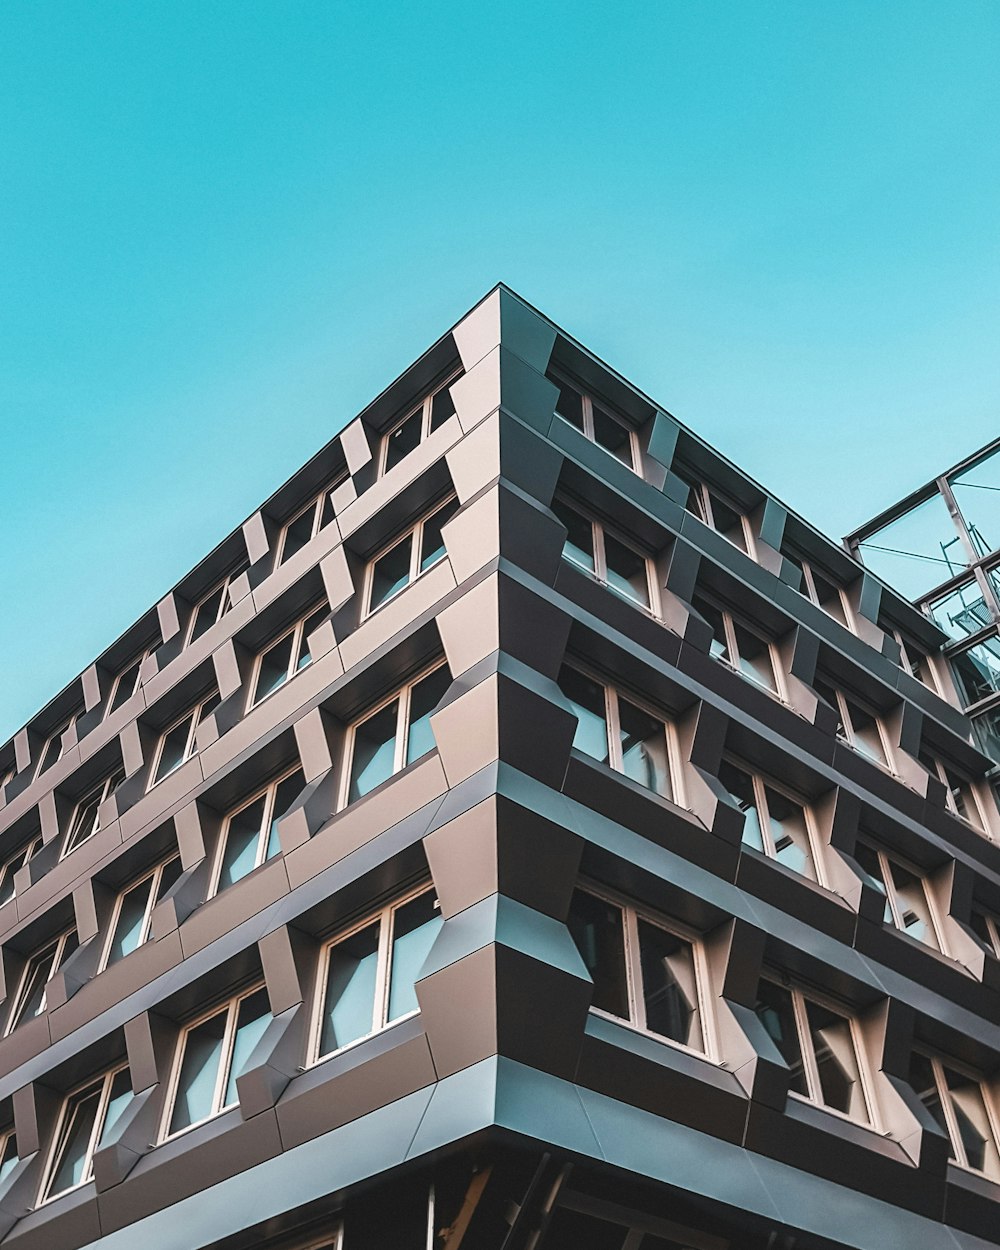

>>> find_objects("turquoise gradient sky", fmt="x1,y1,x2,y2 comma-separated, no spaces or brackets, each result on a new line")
2,1,999,742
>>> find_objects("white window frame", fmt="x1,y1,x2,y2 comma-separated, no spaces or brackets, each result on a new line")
575,882,715,1061
0,1126,18,1186
309,883,436,1066
378,374,460,477
555,497,659,615
339,661,449,811
273,477,346,567
0,834,41,908
209,763,305,898
683,477,757,558
562,664,684,806
820,681,895,770
793,556,856,632
38,1062,131,1205
6,926,78,1035
0,766,13,797
148,689,219,791
857,840,946,950
185,562,249,646
98,854,182,974
159,981,269,1143
550,371,641,474
764,976,879,1128
246,601,328,712
915,1050,1000,1176
722,754,824,885
105,649,149,718
696,593,785,699
35,712,79,780
925,754,989,832
361,496,457,620
63,766,126,857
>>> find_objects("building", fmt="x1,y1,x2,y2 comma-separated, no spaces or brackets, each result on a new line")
0,286,998,1250
847,441,1000,763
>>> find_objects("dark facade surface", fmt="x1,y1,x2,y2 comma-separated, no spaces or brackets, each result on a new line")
1,287,999,1249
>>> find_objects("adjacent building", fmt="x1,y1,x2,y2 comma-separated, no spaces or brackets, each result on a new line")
0,286,998,1250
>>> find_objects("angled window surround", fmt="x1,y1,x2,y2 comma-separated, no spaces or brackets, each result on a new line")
854,839,944,950
149,689,220,789
211,765,306,895
274,478,346,568
548,372,640,474
718,756,820,882
40,1063,133,1204
910,1050,1000,1179
64,766,126,856
553,497,657,613
568,885,711,1056
5,926,79,1034
248,602,329,710
310,886,441,1063
379,375,459,477
363,497,458,618
692,591,782,696
100,853,183,970
186,561,251,646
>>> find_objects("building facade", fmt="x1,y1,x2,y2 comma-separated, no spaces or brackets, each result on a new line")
0,287,998,1249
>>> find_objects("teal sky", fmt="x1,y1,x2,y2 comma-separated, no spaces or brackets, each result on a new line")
2,1,999,742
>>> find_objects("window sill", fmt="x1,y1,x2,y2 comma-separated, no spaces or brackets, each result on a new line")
307,1010,419,1072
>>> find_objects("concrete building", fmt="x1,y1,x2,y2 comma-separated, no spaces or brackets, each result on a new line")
0,286,999,1250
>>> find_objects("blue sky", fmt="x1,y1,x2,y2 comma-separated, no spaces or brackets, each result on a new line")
1,1,998,742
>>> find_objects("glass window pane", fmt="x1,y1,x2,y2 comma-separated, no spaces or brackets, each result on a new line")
295,606,329,671
805,999,867,1120
763,786,814,878
349,702,399,803
952,639,1000,706
733,623,777,692
552,499,596,574
280,506,317,565
384,409,422,473
265,769,305,861
252,634,295,705
929,580,993,642
13,946,58,1026
67,794,102,851
48,1087,102,1196
0,844,30,909
0,1134,18,1186
429,384,456,432
718,760,764,852
853,842,893,925
811,570,849,627
604,534,650,607
154,856,183,906
106,877,156,965
857,493,966,600
845,699,888,765
369,536,413,613
406,667,451,765
558,668,609,764
707,491,747,552
419,499,459,572
567,891,628,1019
154,715,195,784
618,698,671,799
950,448,1000,560
97,1068,134,1149
691,595,730,663
218,796,267,891
170,1011,227,1134
319,921,380,1056
553,380,584,431
190,586,225,642
224,989,272,1107
110,659,142,713
754,981,808,1096
591,405,633,467
387,893,442,1022
637,920,702,1050
944,1065,1000,1178
886,860,938,948
910,1052,950,1139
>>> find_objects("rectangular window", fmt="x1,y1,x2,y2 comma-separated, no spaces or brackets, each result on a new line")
552,498,655,611
274,479,344,567
549,374,640,472
100,854,183,970
0,1129,18,1186
162,984,271,1140
311,887,442,1062
187,561,250,645
814,677,892,769
785,551,854,630
971,907,1000,958
6,927,79,1033
64,765,127,855
692,592,781,694
567,887,708,1055
674,467,753,555
0,833,41,909
343,664,451,806
854,841,942,950
40,1065,133,1203
212,766,306,895
363,497,459,617
149,689,221,789
920,752,986,831
380,376,459,476
718,758,818,881
558,666,678,802
754,979,872,1123
248,602,329,709
35,712,80,780
910,1051,1000,1179
106,650,149,717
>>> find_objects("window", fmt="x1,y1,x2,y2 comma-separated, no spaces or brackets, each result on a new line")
364,497,459,617
754,979,872,1123
0,1129,18,1187
106,650,148,717
951,640,1000,707
549,374,640,473
785,551,853,630
187,561,250,645
248,602,329,708
35,712,79,779
558,666,678,802
101,855,183,970
312,887,441,1062
718,758,818,880
553,498,656,611
40,1065,133,1203
971,907,1000,958
0,834,40,909
814,677,892,768
673,466,753,554
380,377,458,476
920,752,986,831
344,664,450,806
692,592,781,694
0,766,13,797
212,766,305,894
64,766,126,855
883,622,935,689
275,480,343,567
568,887,708,1054
910,1051,1000,1179
6,927,79,1034
854,841,942,949
163,984,271,1139
149,689,220,788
